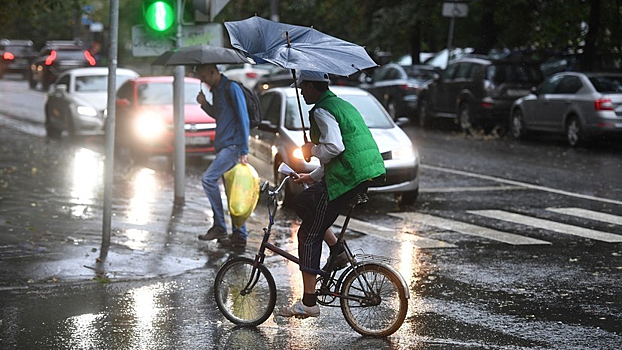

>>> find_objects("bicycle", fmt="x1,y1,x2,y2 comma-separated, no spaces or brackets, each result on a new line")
213,168,410,337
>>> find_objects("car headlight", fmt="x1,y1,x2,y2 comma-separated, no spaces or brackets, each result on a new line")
292,147,304,160
77,106,97,117
392,146,416,160
135,113,167,140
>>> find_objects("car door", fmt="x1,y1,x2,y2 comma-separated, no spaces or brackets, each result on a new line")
446,62,473,113
365,66,390,105
548,75,583,131
430,63,457,113
525,74,563,130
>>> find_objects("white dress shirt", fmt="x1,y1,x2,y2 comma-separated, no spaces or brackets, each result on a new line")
309,108,345,181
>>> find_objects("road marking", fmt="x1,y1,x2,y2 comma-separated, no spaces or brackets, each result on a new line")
470,210,622,243
421,164,622,206
333,215,455,249
420,186,522,193
547,207,622,226
388,212,551,246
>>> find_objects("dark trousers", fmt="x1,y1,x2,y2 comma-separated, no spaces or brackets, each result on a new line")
293,180,369,273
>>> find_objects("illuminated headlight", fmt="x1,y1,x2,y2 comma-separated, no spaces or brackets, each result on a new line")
292,147,304,160
77,106,97,117
135,113,167,140
392,146,416,160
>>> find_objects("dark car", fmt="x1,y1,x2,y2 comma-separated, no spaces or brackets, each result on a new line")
417,58,543,131
360,63,438,121
0,39,36,79
29,41,96,90
510,72,622,146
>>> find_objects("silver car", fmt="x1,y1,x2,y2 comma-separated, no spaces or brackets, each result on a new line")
248,86,420,206
510,72,622,146
44,67,139,138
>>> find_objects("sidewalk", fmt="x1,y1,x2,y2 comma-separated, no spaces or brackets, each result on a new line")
0,116,263,289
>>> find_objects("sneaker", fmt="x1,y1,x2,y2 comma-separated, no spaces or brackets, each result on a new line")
321,251,349,272
218,235,247,248
198,226,227,241
277,300,320,318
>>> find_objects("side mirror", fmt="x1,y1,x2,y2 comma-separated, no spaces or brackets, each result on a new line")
395,117,410,127
530,86,538,96
55,84,67,93
116,98,131,107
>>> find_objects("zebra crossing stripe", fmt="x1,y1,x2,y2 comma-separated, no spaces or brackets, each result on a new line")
470,210,622,243
333,215,455,249
388,212,551,246
546,207,622,226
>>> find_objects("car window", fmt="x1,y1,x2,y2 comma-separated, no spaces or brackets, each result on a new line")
57,74,70,88
487,63,542,84
588,76,622,93
384,68,401,80
117,81,133,100
4,45,32,55
285,93,393,130
538,74,564,94
74,74,136,92
372,67,388,81
55,50,87,60
260,93,281,126
454,63,472,79
556,76,582,94
441,64,457,80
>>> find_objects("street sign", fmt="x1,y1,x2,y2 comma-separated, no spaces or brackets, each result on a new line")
442,2,469,18
131,23,224,57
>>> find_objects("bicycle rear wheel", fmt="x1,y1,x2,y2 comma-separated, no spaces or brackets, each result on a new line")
340,263,408,337
214,257,276,326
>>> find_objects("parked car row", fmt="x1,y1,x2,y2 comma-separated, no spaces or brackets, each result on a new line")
0,39,36,78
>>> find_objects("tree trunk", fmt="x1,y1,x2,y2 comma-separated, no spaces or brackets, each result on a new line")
582,0,601,71
475,0,497,54
410,21,422,64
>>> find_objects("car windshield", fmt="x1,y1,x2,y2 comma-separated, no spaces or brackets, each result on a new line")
285,94,394,130
75,74,135,92
589,76,622,93
486,63,542,84
55,49,88,60
403,66,437,81
4,45,31,55
137,81,204,105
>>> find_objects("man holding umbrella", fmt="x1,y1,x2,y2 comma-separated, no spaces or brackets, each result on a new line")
195,63,250,248
278,70,386,318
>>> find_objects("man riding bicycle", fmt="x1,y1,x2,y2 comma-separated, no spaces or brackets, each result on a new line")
278,70,386,318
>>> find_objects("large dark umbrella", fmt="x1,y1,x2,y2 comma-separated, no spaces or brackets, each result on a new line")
151,44,253,66
224,16,378,145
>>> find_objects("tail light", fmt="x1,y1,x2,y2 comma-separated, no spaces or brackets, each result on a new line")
245,72,258,79
594,98,613,111
3,52,14,60
84,51,96,66
45,50,57,65
399,84,419,92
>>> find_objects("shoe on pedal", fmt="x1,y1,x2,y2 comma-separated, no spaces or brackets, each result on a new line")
277,300,320,318
198,226,227,241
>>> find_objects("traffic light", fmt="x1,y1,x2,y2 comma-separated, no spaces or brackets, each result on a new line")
143,0,176,33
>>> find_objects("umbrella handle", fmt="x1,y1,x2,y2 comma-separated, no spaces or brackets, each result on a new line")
290,68,311,162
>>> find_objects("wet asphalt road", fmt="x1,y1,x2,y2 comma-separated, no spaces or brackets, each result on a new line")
1,76,621,349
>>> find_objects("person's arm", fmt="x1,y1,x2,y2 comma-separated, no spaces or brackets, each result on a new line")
229,83,250,155
197,91,215,116
311,108,344,163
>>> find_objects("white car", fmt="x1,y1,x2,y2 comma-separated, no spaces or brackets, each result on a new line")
248,86,420,206
222,63,274,89
44,67,139,138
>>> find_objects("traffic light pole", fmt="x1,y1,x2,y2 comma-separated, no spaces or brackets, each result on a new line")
173,0,185,206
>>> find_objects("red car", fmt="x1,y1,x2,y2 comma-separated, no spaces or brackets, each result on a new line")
115,76,216,160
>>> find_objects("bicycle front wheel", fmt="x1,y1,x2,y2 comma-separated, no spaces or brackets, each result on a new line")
214,257,277,326
340,263,408,337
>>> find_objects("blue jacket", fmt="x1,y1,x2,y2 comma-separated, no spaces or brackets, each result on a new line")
201,75,249,155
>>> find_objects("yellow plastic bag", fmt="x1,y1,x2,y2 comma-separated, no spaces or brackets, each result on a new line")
223,163,260,228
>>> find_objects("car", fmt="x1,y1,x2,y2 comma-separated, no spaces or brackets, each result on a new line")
417,57,543,131
44,67,139,138
222,63,274,89
510,72,622,146
29,41,96,90
359,63,438,122
248,86,420,207
114,76,217,160
253,67,293,95
0,39,36,79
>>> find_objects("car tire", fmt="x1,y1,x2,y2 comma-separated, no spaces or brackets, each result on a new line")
510,109,527,140
417,96,429,128
458,102,474,133
44,114,62,139
395,189,418,207
566,116,585,147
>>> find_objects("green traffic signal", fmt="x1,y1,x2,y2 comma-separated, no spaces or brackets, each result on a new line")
144,0,175,33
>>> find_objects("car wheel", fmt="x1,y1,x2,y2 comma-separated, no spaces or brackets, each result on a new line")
417,96,429,128
387,101,398,121
458,103,474,133
395,189,418,207
44,111,62,139
566,116,584,147
510,109,527,139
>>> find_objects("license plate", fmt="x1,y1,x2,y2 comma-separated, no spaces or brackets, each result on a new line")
506,89,530,97
186,136,210,145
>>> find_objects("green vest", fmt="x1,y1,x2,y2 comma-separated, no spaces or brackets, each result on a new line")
309,90,385,201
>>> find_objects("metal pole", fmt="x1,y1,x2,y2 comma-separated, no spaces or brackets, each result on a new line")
100,0,119,261
446,15,455,68
173,0,185,206
270,0,279,22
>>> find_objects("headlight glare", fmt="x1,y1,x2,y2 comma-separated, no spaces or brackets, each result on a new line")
77,106,97,117
392,146,415,160
135,113,167,140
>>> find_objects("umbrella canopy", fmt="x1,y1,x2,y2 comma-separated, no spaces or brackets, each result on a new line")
224,16,377,76
152,44,253,66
